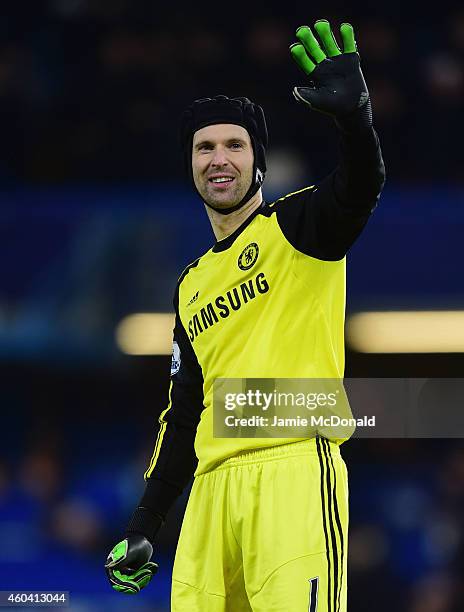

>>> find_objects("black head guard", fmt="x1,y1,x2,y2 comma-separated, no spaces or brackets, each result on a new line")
179,95,268,214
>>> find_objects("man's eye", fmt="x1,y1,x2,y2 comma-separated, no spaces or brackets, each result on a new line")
230,142,243,149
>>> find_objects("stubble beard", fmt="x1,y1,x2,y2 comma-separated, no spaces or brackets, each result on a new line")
201,175,252,210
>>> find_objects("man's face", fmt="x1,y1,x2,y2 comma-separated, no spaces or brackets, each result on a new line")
192,124,254,210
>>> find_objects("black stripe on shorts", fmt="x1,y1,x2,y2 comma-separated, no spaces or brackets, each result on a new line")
323,438,345,612
316,436,334,612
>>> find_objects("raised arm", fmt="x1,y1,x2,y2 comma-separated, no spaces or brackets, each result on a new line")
274,20,386,261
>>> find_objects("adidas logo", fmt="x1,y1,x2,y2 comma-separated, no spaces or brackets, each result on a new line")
187,291,199,306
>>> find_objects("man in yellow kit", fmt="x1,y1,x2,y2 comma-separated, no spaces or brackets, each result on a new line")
105,19,385,611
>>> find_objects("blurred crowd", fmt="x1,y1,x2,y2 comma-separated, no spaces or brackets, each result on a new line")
0,1,463,185
346,439,464,612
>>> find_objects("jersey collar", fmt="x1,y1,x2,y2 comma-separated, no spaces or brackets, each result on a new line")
212,200,266,253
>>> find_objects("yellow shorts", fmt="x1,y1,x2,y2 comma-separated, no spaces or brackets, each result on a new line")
171,437,348,612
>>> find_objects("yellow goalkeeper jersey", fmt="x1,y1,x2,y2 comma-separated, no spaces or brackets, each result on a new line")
177,189,346,475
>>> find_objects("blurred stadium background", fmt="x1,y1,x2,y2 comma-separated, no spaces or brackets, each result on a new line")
1,1,464,610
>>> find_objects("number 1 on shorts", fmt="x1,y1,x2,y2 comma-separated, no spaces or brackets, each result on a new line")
308,576,319,611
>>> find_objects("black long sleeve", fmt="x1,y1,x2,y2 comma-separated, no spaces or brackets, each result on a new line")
274,124,386,261
126,271,205,542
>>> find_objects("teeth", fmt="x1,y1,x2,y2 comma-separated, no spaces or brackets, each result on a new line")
211,177,233,183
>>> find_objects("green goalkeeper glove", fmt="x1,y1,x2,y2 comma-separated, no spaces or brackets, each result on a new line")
290,20,372,131
105,534,158,594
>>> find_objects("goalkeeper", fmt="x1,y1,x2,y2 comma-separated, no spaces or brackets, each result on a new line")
106,19,385,611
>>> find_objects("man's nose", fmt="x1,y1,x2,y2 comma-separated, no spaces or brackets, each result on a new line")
211,146,228,166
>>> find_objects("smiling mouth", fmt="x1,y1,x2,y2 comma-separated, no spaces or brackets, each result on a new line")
208,177,235,184
208,178,235,191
